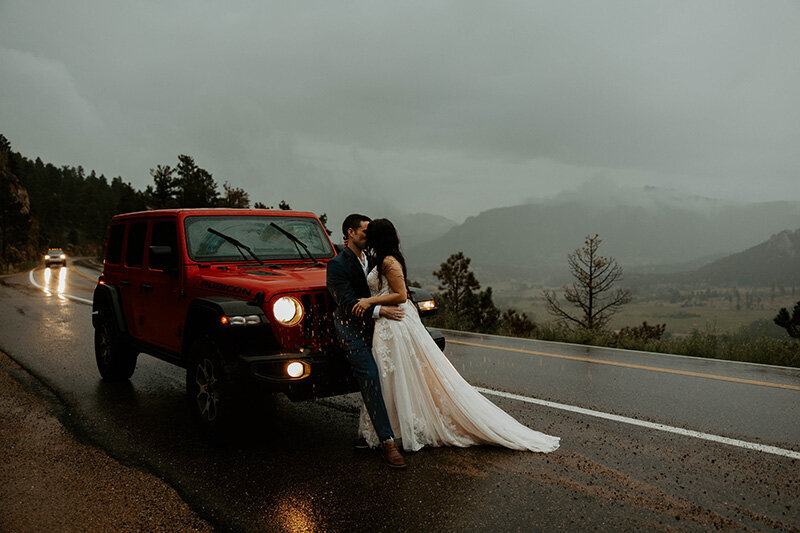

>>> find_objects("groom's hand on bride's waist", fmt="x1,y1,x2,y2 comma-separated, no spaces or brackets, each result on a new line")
379,305,404,321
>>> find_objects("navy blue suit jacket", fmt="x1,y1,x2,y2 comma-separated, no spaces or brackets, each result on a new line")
326,247,377,330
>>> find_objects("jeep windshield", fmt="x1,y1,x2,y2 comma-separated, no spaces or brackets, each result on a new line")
184,215,334,262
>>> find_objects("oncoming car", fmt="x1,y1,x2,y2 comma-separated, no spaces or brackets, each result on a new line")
92,208,444,437
45,248,67,267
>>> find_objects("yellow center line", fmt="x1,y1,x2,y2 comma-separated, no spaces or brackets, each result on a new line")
449,339,800,392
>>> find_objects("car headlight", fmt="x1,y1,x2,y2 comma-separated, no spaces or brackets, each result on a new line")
273,296,304,326
60,254,66,259
418,299,436,311
44,255,50,260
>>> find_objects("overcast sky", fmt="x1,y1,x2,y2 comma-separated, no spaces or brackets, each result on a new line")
1,1,798,223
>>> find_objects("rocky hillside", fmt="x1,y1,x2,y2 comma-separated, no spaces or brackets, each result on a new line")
683,229,800,286
0,136,35,266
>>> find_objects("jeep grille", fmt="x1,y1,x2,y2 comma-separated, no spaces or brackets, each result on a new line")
300,291,335,346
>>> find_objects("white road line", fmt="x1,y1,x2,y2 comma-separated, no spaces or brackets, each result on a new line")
477,387,800,460
28,269,93,305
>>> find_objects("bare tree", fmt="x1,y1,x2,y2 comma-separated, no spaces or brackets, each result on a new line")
543,234,631,330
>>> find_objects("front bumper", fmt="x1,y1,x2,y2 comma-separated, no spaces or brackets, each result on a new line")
239,347,357,401
234,329,444,401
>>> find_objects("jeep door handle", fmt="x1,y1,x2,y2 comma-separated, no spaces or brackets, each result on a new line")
120,280,130,287
141,283,154,291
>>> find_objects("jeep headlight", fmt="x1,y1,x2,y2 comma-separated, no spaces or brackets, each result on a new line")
273,296,303,326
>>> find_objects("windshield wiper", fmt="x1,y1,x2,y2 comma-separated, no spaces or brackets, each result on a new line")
207,228,264,265
269,222,320,265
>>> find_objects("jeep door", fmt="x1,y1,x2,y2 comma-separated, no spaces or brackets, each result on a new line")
120,220,148,339
140,219,184,352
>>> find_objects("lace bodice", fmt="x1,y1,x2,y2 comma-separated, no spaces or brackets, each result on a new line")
367,267,390,297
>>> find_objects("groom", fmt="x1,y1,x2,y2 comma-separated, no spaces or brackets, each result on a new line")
326,214,406,469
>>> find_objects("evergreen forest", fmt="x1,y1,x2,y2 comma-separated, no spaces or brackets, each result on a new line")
0,134,312,270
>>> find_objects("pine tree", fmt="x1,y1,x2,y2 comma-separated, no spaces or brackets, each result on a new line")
146,165,177,208
429,251,505,332
433,252,481,318
774,301,800,339
175,155,218,207
219,181,250,208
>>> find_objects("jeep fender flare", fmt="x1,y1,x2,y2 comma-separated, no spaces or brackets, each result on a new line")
92,283,127,334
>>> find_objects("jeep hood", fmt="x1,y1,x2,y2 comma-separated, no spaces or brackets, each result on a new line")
192,265,329,297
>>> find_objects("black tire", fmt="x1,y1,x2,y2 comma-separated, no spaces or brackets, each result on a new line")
94,311,138,381
186,336,240,439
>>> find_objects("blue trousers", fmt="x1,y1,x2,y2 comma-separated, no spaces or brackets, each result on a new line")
333,315,394,441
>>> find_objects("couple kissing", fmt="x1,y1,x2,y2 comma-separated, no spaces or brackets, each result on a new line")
326,214,559,470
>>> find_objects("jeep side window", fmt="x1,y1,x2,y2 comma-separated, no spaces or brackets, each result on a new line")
125,222,147,268
149,221,178,271
107,224,125,265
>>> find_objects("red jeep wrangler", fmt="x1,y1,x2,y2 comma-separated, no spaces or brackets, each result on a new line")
92,208,443,434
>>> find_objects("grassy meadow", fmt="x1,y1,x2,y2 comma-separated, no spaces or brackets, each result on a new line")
476,281,799,368
490,281,798,335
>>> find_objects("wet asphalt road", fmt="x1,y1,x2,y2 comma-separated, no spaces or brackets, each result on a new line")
0,262,799,532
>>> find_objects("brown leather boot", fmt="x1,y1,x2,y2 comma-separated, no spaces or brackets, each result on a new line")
380,440,407,470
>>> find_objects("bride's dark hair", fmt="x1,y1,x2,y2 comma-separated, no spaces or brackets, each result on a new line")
366,218,407,288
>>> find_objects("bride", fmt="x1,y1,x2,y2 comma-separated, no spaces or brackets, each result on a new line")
351,218,559,453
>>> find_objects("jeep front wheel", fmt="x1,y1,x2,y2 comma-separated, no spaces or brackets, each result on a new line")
94,312,137,381
186,337,238,439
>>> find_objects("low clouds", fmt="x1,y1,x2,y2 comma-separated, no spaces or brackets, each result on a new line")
0,46,110,163
1,1,798,223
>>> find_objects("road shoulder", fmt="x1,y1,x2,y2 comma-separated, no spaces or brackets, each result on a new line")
0,351,212,532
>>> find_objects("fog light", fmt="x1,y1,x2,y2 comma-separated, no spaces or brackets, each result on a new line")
286,361,304,378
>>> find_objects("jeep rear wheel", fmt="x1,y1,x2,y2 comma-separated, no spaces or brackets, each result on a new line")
186,337,239,439
94,312,137,381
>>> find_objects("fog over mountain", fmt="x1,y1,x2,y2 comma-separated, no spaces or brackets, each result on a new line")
406,181,800,284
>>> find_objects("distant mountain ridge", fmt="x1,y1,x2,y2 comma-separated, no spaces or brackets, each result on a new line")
406,183,800,284
392,212,458,248
678,228,800,286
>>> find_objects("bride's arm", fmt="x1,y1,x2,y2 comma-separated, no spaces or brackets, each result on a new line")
352,257,407,315
369,258,407,305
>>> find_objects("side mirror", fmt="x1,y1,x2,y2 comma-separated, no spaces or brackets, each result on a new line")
149,245,178,274
408,287,437,317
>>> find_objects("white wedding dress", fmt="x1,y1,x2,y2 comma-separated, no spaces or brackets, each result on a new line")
358,268,560,453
